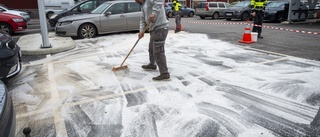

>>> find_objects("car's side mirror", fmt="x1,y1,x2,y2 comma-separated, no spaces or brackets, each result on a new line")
105,12,112,16
0,9,4,12
77,7,82,12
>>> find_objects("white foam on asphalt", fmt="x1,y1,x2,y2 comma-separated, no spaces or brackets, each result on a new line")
10,31,320,136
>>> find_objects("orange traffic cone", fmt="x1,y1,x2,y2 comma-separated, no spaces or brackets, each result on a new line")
174,24,183,31
179,24,183,31
239,24,254,44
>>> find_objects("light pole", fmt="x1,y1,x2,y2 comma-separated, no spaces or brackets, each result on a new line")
37,0,51,48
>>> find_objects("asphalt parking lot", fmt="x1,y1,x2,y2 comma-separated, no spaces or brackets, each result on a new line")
7,23,320,137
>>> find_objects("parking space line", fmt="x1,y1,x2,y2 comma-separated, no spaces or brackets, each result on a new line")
47,54,69,137
243,46,289,57
257,57,289,65
16,108,52,119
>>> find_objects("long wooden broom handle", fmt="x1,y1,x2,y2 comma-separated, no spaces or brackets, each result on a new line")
119,22,151,67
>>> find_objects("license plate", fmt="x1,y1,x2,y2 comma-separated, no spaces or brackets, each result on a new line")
226,13,232,16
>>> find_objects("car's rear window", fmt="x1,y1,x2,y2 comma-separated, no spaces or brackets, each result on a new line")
234,1,250,7
209,3,217,8
218,3,225,8
197,2,206,8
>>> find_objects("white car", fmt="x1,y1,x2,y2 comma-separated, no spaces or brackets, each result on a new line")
0,5,30,22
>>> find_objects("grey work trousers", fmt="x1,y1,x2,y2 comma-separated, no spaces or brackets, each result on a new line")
175,11,181,30
148,27,169,75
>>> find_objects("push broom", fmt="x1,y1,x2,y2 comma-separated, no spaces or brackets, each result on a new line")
112,22,151,71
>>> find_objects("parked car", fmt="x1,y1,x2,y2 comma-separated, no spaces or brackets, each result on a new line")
224,1,252,21
0,13,27,35
0,80,16,137
0,5,30,22
165,2,195,18
195,2,231,19
0,31,22,80
56,1,141,38
230,2,238,6
264,1,289,22
45,0,75,19
49,0,109,27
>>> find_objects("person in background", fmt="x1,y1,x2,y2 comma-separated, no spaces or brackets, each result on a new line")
251,9,264,39
251,0,267,39
172,0,182,33
135,0,170,81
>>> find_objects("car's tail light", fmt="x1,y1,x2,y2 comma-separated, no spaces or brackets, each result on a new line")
206,3,209,11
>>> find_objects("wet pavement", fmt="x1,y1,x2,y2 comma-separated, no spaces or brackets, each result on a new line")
7,31,320,137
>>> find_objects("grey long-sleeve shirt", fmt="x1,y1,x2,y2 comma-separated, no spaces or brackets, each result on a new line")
140,0,169,32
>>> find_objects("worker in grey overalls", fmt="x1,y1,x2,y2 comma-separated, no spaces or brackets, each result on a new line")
135,0,170,81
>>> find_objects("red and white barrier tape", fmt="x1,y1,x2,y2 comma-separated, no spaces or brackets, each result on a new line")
185,21,320,35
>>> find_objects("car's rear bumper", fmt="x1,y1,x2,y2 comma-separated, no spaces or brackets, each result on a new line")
195,11,213,17
224,12,242,19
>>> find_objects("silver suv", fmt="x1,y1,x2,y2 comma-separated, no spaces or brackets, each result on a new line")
195,2,230,19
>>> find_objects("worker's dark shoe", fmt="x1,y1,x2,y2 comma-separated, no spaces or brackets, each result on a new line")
152,73,170,81
175,29,181,33
142,64,157,70
258,36,263,39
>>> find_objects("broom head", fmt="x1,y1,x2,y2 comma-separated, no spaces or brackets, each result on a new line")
112,65,128,71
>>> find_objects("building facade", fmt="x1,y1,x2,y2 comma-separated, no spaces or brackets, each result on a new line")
0,0,38,9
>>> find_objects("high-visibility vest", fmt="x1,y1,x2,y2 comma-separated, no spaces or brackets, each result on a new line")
251,0,267,10
173,1,182,11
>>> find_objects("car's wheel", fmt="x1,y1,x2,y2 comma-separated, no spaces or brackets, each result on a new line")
300,12,307,21
276,12,284,22
226,19,231,21
212,12,219,19
188,11,194,17
0,23,13,35
46,11,54,19
78,23,97,39
241,12,250,21
200,16,205,19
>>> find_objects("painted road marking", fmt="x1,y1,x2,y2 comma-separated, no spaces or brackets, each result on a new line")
47,54,69,137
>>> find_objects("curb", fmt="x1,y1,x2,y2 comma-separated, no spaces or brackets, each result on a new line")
17,33,76,55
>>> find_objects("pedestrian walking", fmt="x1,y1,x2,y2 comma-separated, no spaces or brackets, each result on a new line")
172,0,182,33
135,0,170,81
